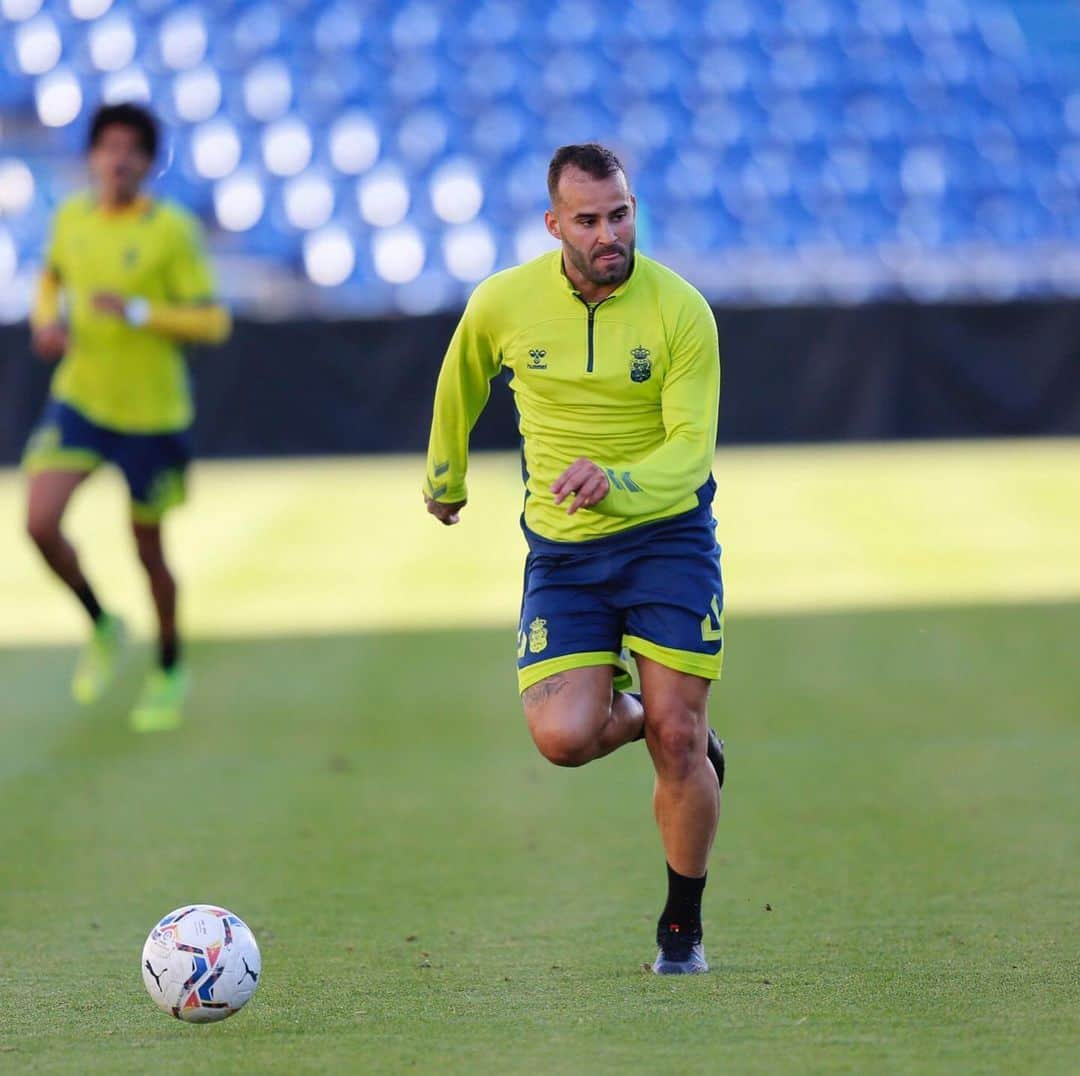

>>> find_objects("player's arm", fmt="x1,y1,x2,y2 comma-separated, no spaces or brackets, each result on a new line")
424,289,502,525
30,205,68,361
30,268,67,361
93,210,231,345
92,293,231,343
588,295,720,518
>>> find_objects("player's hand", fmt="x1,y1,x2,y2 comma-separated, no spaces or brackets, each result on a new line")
31,322,67,361
92,291,127,318
551,458,609,515
425,494,466,526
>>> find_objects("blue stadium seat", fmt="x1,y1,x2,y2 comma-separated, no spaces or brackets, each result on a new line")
0,0,1078,310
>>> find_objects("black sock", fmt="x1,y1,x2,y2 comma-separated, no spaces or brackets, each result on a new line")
74,582,103,624
160,636,180,671
627,691,646,741
657,863,707,944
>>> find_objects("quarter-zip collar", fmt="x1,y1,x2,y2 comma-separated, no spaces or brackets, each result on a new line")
552,248,640,305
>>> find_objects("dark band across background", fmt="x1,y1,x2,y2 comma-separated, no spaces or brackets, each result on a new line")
2,299,1078,463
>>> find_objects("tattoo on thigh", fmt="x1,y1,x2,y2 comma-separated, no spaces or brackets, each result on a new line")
522,674,569,706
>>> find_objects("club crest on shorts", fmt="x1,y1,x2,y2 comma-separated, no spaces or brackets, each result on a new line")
528,617,549,654
629,346,652,382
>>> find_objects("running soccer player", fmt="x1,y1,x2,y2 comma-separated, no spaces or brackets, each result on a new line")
25,102,231,731
424,144,725,974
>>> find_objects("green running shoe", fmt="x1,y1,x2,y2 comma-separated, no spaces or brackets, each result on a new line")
71,613,126,704
130,665,189,733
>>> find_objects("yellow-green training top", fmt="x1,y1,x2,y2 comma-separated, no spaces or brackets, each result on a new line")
43,192,217,433
425,250,721,543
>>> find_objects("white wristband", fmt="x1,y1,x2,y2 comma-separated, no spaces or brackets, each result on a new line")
125,297,151,326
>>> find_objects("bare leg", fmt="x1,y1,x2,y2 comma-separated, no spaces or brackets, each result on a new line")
637,655,719,878
132,521,178,665
523,665,644,767
26,470,97,609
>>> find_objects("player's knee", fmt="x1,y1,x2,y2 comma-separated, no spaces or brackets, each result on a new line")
528,716,598,768
648,707,705,780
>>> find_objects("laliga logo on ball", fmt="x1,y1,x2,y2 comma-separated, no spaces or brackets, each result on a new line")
141,905,261,1023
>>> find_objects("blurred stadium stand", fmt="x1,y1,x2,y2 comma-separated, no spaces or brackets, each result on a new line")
2,0,1080,320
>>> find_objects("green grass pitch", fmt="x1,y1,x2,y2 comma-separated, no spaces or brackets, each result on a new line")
1,604,1077,1073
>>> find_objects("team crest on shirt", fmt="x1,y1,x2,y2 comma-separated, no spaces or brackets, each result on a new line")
629,346,652,382
528,617,549,654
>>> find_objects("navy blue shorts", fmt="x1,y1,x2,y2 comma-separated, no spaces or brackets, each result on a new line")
23,398,192,523
517,506,724,693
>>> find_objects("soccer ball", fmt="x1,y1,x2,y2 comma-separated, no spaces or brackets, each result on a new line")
141,904,261,1023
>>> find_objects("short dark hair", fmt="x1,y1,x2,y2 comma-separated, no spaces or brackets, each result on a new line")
547,143,627,203
88,102,158,159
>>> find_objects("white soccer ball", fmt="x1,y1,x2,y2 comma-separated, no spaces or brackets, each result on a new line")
141,904,261,1023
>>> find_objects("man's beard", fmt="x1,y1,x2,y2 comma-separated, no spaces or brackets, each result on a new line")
566,236,636,287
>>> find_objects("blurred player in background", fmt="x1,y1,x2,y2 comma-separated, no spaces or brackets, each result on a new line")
25,102,231,732
425,144,725,974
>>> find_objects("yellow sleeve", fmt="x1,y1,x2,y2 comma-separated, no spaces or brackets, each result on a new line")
424,288,503,504
591,296,720,518
144,302,231,344
43,201,68,277
30,269,62,331
164,211,217,303
142,210,230,343
31,202,70,329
